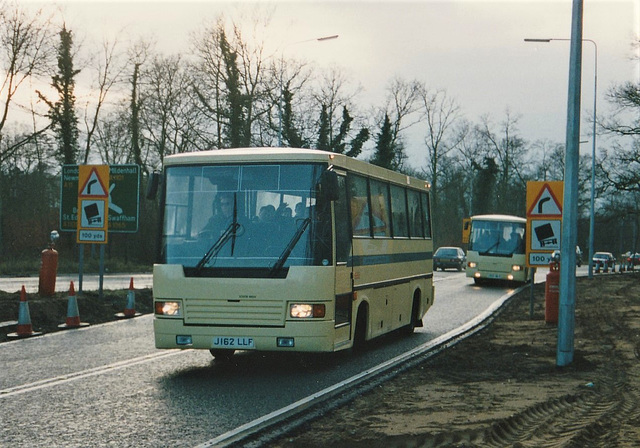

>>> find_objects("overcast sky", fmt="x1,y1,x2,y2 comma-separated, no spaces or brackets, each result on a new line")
29,0,640,167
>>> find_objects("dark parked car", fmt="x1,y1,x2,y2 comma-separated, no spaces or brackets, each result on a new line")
434,246,466,271
593,252,616,271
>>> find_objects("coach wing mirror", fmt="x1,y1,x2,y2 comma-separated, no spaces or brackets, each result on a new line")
318,170,339,201
146,172,162,200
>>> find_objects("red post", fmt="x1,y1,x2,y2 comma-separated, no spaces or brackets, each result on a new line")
38,246,58,297
545,261,560,324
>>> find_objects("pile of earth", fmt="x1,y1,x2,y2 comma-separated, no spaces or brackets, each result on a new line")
272,273,640,447
0,285,153,342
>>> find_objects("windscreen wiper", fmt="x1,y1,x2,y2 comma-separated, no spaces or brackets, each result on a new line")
481,238,502,255
270,218,311,276
194,222,241,275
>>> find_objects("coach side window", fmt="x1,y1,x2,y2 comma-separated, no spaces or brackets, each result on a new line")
334,175,352,262
390,185,408,237
407,189,423,238
421,193,432,238
369,179,391,237
349,175,371,237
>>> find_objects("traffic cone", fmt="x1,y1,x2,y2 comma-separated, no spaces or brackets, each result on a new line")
58,281,90,329
115,277,141,319
7,286,43,339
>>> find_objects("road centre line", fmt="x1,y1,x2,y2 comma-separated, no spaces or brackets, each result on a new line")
0,350,187,399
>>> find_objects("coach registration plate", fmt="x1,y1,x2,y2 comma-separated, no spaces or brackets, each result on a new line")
212,337,255,349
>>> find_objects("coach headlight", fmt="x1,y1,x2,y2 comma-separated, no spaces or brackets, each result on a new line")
511,265,523,272
467,261,477,268
155,300,182,317
290,303,326,319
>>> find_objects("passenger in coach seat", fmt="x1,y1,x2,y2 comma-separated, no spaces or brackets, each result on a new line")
200,193,235,239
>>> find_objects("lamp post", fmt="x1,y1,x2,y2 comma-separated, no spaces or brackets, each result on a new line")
278,34,339,147
524,37,598,279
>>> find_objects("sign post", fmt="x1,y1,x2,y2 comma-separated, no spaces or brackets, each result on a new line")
76,165,109,298
526,181,564,320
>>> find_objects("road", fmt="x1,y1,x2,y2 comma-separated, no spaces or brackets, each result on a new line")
0,270,551,447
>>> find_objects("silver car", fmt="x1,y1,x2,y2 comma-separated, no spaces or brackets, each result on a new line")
592,251,615,270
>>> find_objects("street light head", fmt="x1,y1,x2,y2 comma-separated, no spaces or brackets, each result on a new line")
524,38,552,43
317,34,339,42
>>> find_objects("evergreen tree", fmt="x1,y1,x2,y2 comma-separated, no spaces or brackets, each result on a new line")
370,114,395,169
38,25,80,164
472,156,499,215
281,86,305,147
316,105,369,156
316,104,330,151
347,126,369,158
219,30,250,148
332,107,369,158
130,62,143,167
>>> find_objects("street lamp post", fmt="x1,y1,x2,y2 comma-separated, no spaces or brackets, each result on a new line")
524,37,598,279
278,34,339,147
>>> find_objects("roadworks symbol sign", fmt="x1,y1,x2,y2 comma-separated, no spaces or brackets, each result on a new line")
80,200,106,227
530,219,561,251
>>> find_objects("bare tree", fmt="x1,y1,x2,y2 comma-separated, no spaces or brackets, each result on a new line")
190,17,271,148
0,2,54,166
140,53,203,169
418,87,462,196
600,82,640,137
529,139,565,181
376,77,421,170
127,38,152,169
93,104,130,165
82,38,126,164
475,110,528,214
270,54,318,147
453,119,484,215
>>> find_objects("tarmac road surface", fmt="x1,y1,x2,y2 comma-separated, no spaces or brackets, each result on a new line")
0,271,521,447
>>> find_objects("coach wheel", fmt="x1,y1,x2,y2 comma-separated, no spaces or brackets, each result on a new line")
402,295,420,336
210,349,235,361
353,306,368,351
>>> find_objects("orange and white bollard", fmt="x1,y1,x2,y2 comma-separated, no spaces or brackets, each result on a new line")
7,286,43,339
58,281,90,329
115,277,142,319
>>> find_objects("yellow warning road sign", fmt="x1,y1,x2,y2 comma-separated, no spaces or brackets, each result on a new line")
527,181,563,217
78,166,109,198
